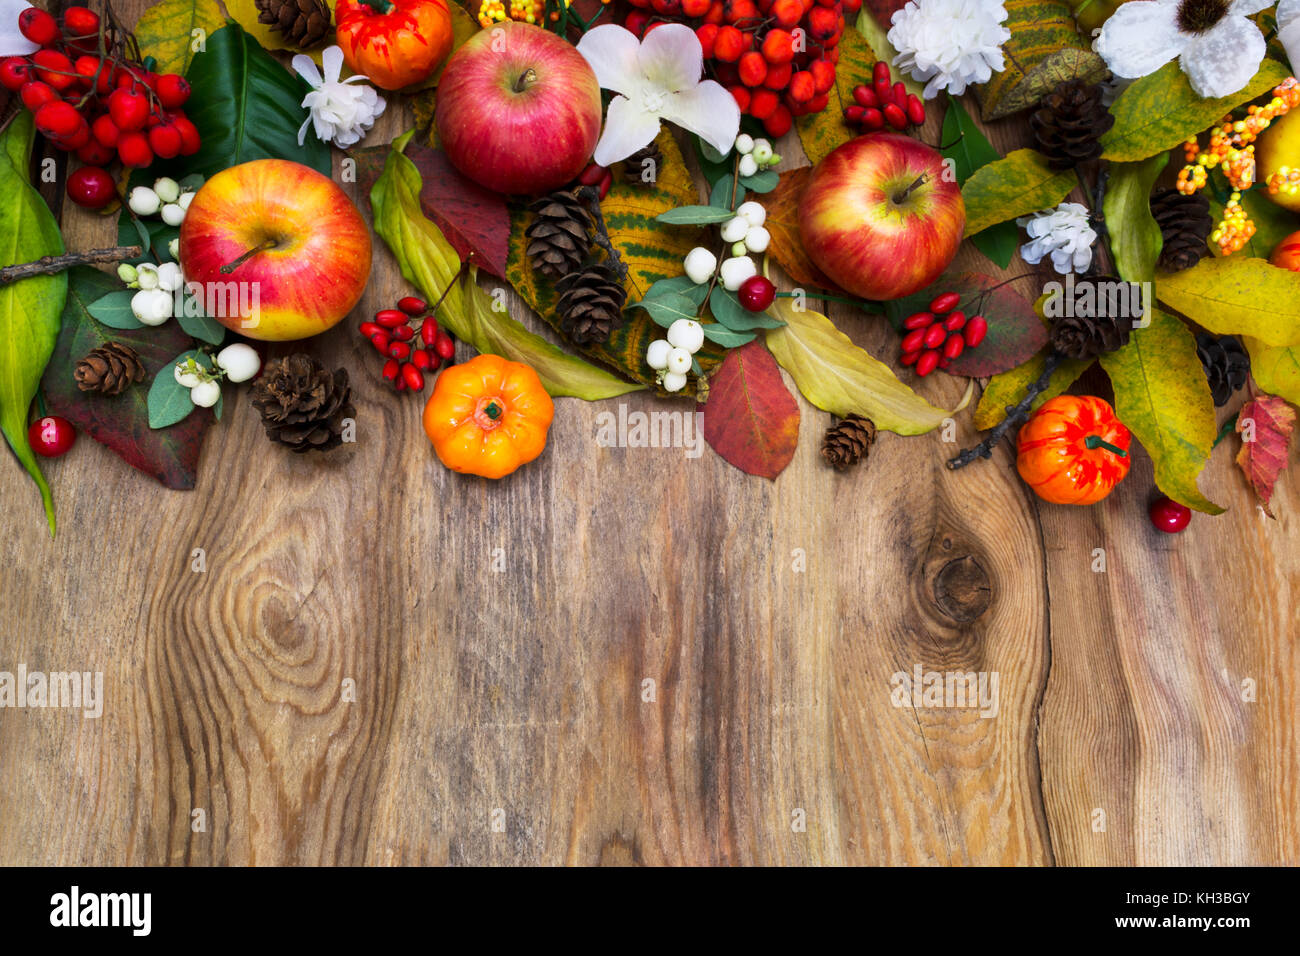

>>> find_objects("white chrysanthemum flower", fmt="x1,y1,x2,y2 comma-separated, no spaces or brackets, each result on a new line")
1017,203,1098,275
887,0,1011,99
1094,0,1276,100
292,46,386,149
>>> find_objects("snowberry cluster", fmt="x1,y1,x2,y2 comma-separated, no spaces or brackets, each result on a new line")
118,259,184,326
684,197,770,295
173,344,261,409
127,175,195,226
646,318,706,393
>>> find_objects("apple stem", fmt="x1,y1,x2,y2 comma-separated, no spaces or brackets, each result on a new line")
946,350,1066,471
892,173,929,205
513,68,538,94
0,245,142,285
220,239,278,275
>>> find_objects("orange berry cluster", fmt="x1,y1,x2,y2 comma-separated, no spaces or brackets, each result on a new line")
477,0,567,27
624,0,861,139
1176,77,1299,255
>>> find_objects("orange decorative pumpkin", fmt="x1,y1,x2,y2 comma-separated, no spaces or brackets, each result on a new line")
335,0,453,91
1016,395,1132,505
423,354,554,479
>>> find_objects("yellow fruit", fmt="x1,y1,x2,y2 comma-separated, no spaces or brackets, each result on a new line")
1256,108,1300,214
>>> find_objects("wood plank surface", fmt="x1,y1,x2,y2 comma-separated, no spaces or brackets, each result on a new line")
0,0,1296,866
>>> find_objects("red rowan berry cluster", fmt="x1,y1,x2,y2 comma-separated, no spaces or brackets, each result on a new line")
359,296,457,393
0,5,200,174
622,0,862,139
899,291,987,377
844,61,925,133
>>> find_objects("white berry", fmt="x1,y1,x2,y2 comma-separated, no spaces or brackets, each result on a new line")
736,200,766,228
738,154,758,178
174,363,202,389
666,347,692,374
646,339,672,370
155,261,183,292
190,380,220,408
160,203,185,227
734,133,754,155
752,140,774,165
744,225,771,253
131,288,172,325
720,215,749,243
167,238,180,260
128,186,160,217
177,191,195,211
135,263,159,290
719,255,757,291
667,319,704,354
117,263,137,284
662,371,688,392
153,177,180,203
683,246,717,285
216,343,261,383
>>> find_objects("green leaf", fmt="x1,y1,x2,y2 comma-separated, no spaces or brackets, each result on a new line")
710,175,742,210
739,170,779,193
702,324,756,348
148,349,204,429
1245,338,1300,407
180,22,331,179
631,291,700,328
961,149,1076,237
176,299,227,345
0,112,63,535
699,138,729,165
970,223,1021,269
1156,257,1300,346
87,290,146,329
371,138,640,400
941,95,1001,184
763,294,972,435
1101,59,1291,162
645,275,709,307
656,205,736,225
709,286,784,331
1104,152,1169,283
973,350,1093,430
134,0,226,77
1099,308,1223,514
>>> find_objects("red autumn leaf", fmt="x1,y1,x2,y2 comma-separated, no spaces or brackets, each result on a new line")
42,266,215,490
765,166,849,294
1236,394,1296,517
886,272,1048,377
862,0,909,25
700,339,800,480
404,141,511,279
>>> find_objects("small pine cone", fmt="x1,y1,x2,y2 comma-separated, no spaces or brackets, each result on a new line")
254,0,331,50
821,414,875,471
250,354,355,453
1150,188,1212,273
525,190,592,279
622,142,663,186
1029,80,1115,170
555,264,627,346
1050,310,1131,360
74,342,146,395
1196,333,1250,407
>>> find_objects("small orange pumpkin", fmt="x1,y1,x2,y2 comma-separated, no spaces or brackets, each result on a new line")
335,0,454,91
1016,395,1131,505
423,354,553,479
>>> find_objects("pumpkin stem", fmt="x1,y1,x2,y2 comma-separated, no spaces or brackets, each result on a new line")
485,401,502,421
358,0,396,13
1085,434,1127,457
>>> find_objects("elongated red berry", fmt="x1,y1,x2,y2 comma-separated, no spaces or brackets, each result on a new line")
19,8,59,46
964,315,987,347
923,323,946,349
943,311,967,332
873,61,891,85
434,332,455,361
901,328,927,353
929,291,960,314
411,349,431,370
382,358,400,381
874,77,891,107
906,94,926,127
844,104,865,123
359,321,382,338
402,363,425,391
915,350,940,377
370,330,390,352
861,108,884,130
420,316,438,346
943,335,965,360
853,84,877,108
893,82,907,108
374,308,406,328
398,296,426,316
900,349,921,366
903,311,934,331
388,341,411,360
883,103,907,130
391,324,415,341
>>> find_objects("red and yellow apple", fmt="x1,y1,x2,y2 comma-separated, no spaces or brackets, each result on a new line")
179,159,371,341
435,20,601,196
799,134,965,301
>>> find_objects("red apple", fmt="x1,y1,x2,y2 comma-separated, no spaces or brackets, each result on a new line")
435,20,601,196
799,134,965,301
179,159,371,341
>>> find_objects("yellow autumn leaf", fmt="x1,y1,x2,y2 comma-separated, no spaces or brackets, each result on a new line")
1156,257,1300,347
961,149,1076,237
135,0,227,77
796,21,875,167
764,297,972,435
224,0,337,65
973,350,1093,430
1245,338,1300,407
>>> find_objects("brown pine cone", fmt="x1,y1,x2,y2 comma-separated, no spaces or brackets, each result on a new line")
74,342,146,395
1150,188,1212,273
1050,310,1131,360
555,264,627,345
250,354,355,453
1196,333,1250,406
255,0,331,50
525,190,591,279
821,414,875,470
623,142,663,186
1029,80,1114,170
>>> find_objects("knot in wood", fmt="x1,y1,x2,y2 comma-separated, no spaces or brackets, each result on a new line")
931,555,992,623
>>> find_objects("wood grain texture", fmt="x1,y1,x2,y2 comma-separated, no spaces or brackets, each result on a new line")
0,1,1296,866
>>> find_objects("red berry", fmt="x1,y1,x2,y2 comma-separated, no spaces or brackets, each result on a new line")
155,74,190,109
714,26,744,62
390,324,415,341
63,6,101,44
738,275,776,312
32,50,75,91
116,131,152,167
892,82,907,108
359,321,383,338
859,107,884,131
398,296,427,316
91,113,119,147
749,88,779,120
942,335,965,360
761,29,795,64
738,50,767,87
902,311,933,331
844,104,865,124
76,138,114,165
382,358,400,381
108,88,149,132
370,330,390,352
883,102,907,130
771,0,803,27
19,80,57,111
59,121,90,151
696,24,718,59
374,308,408,328
394,374,406,392
28,416,75,458
963,315,987,348
578,162,607,187
401,363,425,391
788,70,814,104
906,94,926,127
923,323,946,349
943,311,967,332
434,332,455,361
900,349,921,367
900,328,927,353
172,116,200,155
148,123,182,160
929,291,960,314
1149,496,1191,533
728,84,751,112
873,61,891,86
915,350,940,376
33,101,81,139
420,316,439,346
18,8,59,46
388,341,411,361
809,59,836,95
66,165,115,208
763,104,793,137
411,349,432,371
853,84,878,108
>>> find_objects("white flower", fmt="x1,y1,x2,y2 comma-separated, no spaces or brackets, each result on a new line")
292,46,386,149
888,0,1011,99
0,0,38,56
1279,0,1300,76
1094,0,1276,99
577,24,740,166
1017,203,1097,275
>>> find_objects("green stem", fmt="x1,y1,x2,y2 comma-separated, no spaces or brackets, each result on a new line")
485,401,502,421
1084,434,1128,457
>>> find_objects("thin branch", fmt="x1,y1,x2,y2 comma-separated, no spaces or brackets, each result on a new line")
578,185,628,281
946,351,1065,470
0,246,142,285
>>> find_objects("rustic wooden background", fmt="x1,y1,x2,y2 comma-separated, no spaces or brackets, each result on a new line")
0,1,1297,866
